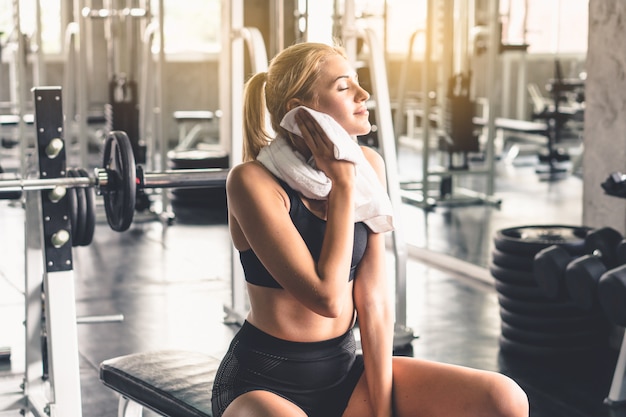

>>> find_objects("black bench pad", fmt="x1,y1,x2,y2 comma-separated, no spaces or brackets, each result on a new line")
99,350,220,417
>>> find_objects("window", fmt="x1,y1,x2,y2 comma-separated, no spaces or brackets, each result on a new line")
0,0,62,55
501,0,588,54
155,0,220,54
524,0,588,54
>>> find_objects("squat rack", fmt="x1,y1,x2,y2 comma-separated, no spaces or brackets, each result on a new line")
0,87,229,416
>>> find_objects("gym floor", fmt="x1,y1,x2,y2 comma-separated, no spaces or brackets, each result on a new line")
1,136,625,417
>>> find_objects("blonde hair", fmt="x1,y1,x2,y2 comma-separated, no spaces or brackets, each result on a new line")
242,42,347,161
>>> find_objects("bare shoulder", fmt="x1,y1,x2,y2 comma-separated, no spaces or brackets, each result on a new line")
227,160,272,187
226,161,280,195
226,161,288,210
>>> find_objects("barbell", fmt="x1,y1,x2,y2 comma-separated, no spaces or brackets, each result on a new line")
0,130,229,233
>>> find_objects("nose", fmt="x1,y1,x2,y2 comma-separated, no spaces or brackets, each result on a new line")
356,84,370,102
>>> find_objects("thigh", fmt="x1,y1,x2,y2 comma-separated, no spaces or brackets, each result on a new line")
222,390,308,417
343,356,527,417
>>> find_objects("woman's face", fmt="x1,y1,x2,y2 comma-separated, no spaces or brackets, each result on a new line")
305,54,371,136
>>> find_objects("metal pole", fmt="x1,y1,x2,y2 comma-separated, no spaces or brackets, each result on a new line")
142,169,229,189
421,0,433,205
74,0,89,168
13,0,29,178
485,0,500,196
33,0,46,86
221,0,248,325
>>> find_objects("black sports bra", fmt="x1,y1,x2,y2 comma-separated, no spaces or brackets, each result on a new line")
239,180,369,289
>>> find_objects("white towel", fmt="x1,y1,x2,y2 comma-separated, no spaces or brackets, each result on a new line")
257,106,394,233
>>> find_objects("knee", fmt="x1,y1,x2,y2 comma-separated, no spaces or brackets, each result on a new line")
489,373,529,417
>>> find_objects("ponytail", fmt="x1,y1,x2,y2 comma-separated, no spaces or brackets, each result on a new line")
242,71,270,161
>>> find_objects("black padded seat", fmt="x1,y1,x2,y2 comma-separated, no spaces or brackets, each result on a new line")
99,350,220,417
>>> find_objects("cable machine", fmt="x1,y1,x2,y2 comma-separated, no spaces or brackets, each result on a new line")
395,0,501,210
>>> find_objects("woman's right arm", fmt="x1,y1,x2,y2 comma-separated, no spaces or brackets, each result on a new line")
227,162,356,317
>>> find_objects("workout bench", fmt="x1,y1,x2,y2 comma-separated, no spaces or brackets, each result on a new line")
474,116,550,154
99,349,221,417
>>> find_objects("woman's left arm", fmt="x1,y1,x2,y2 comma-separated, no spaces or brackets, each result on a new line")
353,146,394,417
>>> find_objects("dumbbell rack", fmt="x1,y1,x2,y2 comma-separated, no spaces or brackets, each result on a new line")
603,199,626,406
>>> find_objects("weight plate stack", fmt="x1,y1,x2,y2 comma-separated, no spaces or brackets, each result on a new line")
492,225,609,358
167,147,229,222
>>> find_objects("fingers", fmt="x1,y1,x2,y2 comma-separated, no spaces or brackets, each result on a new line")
295,109,332,154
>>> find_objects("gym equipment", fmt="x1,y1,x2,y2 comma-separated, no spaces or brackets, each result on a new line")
533,244,573,299
491,248,534,272
394,0,501,209
564,224,624,311
168,148,229,212
0,128,229,232
66,168,96,246
531,59,585,178
3,86,228,417
499,306,605,333
532,227,623,309
100,350,219,417
597,265,626,326
602,172,626,198
492,224,609,358
490,263,534,285
494,225,589,257
564,255,607,311
597,264,626,407
584,226,624,268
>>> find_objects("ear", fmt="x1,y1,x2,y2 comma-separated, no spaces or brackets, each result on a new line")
286,98,302,112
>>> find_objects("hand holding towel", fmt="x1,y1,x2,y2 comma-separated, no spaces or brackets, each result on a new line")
257,106,394,233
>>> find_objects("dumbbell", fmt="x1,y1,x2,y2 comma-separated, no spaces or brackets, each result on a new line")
533,244,574,299
598,265,626,326
534,227,623,307
564,227,624,311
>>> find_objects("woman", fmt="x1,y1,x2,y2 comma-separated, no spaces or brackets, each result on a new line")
211,42,528,417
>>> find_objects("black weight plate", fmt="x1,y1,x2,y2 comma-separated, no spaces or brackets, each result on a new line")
71,169,88,246
494,225,589,257
498,334,605,358
499,307,607,333
494,279,550,301
497,294,581,317
67,169,87,247
490,264,535,285
500,321,608,347
491,248,534,271
66,170,79,246
77,168,96,246
102,131,136,232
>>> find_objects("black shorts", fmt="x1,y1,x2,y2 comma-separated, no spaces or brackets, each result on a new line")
211,321,365,417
